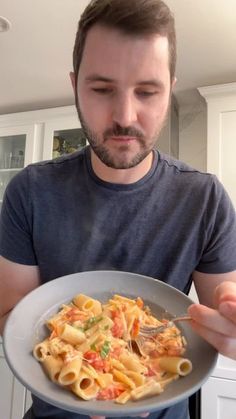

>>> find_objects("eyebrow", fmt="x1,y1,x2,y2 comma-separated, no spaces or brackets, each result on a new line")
85,74,164,89
137,80,165,89
85,75,115,83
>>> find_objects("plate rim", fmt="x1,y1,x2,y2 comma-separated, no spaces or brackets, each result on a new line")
3,270,218,416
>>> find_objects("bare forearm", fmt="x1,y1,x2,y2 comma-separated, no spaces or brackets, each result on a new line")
0,257,41,337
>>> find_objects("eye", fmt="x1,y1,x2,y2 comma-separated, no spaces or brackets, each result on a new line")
136,90,158,98
92,88,113,95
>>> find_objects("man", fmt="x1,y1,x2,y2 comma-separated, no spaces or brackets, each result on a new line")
0,0,236,418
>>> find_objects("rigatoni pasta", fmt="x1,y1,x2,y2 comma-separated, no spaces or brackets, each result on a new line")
33,293,192,403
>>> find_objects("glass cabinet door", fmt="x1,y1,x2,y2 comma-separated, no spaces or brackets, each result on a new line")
52,128,86,159
0,134,26,202
43,114,87,161
0,123,36,206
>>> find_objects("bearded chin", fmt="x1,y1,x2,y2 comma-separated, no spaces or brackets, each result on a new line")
90,144,151,169
75,100,165,169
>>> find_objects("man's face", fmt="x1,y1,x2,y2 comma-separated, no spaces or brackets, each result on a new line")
73,24,174,169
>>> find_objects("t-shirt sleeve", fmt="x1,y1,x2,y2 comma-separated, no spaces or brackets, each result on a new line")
0,167,37,265
196,175,236,274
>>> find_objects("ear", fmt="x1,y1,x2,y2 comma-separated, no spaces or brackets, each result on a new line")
70,72,76,94
171,76,177,90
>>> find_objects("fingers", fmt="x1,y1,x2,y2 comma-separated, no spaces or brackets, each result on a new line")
214,281,236,307
187,282,236,360
219,300,236,324
189,319,236,359
188,304,236,337
188,303,236,359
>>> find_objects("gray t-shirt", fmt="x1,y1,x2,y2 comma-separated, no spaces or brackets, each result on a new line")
1,147,236,419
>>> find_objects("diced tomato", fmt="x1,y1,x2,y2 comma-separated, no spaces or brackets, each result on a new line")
97,385,124,400
93,359,107,371
111,316,124,338
110,346,122,359
110,311,124,338
84,350,109,372
145,366,157,377
111,309,119,319
66,308,86,322
84,350,97,361
131,318,140,338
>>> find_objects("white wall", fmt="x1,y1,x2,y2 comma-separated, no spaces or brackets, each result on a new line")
179,100,207,172
178,98,208,303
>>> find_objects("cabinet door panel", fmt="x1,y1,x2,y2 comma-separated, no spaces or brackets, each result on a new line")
0,344,25,419
213,354,236,380
0,124,38,167
198,83,236,418
221,111,236,207
43,115,83,160
201,377,236,419
198,83,236,209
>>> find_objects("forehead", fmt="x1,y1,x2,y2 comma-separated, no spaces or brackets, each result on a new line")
78,24,170,84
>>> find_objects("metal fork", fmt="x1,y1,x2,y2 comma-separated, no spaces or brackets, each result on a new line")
139,315,192,336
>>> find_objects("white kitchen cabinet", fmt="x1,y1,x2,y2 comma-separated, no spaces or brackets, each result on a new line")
0,106,86,205
0,339,27,418
0,124,38,204
43,113,86,161
0,105,83,419
199,82,236,418
198,82,236,207
204,354,236,418
201,377,236,419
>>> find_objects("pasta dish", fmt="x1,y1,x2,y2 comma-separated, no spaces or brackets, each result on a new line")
33,294,192,403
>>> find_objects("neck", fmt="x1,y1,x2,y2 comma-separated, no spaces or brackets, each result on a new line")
90,150,154,184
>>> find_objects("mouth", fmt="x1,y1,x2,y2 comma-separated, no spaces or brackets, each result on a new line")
109,136,137,142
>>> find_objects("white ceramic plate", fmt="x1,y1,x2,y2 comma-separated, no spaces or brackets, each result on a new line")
3,271,217,416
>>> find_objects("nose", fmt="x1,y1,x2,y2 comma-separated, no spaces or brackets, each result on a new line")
112,92,137,127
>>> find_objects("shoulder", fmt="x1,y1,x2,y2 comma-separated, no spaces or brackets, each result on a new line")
16,148,89,188
158,151,207,176
155,151,232,208
5,148,89,201
27,147,87,175
157,151,215,188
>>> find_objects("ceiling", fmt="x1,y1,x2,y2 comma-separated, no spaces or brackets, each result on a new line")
0,0,236,115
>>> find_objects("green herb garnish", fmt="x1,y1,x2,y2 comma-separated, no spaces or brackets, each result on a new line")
100,340,110,359
84,315,103,331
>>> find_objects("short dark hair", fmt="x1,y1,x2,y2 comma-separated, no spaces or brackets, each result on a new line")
73,0,176,83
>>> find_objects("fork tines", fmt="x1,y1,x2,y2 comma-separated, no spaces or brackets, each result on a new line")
139,321,174,336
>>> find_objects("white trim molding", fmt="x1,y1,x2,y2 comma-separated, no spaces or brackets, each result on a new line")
198,82,236,103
